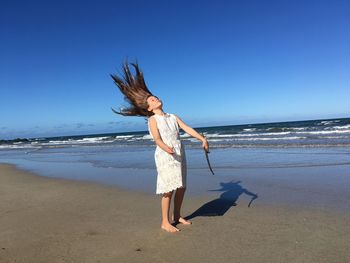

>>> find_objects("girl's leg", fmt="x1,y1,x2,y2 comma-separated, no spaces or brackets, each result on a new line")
161,191,180,232
173,187,192,225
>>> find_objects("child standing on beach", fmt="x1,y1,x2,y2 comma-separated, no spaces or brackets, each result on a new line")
111,62,209,233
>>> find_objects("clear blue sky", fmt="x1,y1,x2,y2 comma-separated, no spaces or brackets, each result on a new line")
1,0,349,139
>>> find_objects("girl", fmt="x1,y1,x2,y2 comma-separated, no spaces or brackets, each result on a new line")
111,62,209,233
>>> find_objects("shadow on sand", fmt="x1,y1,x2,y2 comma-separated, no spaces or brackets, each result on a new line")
185,181,258,220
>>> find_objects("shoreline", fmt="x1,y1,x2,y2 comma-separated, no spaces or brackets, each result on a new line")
1,150,350,214
1,163,349,262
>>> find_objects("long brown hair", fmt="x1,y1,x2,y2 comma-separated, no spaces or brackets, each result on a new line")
111,62,154,117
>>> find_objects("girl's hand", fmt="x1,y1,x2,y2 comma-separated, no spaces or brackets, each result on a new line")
165,146,175,154
202,138,209,153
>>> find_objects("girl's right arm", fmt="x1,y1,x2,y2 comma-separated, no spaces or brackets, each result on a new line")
148,117,174,154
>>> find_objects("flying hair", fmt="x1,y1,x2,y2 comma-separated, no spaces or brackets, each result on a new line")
111,61,154,117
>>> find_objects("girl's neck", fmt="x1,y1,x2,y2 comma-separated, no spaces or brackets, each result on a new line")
152,108,165,116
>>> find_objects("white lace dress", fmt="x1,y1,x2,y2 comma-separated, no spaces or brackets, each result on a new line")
148,113,187,194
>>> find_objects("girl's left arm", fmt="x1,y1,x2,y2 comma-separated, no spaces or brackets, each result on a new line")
174,114,209,152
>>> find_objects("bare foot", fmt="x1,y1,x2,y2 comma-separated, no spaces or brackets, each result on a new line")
161,223,180,233
174,217,192,225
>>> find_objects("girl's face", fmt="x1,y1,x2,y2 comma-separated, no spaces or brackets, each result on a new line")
147,95,162,111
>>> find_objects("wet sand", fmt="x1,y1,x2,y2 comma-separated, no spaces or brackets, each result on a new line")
1,163,349,263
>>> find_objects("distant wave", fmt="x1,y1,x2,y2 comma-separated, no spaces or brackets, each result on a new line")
318,120,341,125
332,124,350,130
234,136,306,141
294,129,350,135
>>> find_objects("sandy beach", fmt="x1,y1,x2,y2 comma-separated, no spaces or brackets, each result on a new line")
0,163,349,263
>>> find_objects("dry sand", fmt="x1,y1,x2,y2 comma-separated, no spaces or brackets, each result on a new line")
1,163,349,263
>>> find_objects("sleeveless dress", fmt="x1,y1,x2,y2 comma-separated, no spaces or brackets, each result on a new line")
147,113,187,194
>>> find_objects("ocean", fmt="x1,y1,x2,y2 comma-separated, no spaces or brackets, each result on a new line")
1,117,350,210
1,117,350,150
